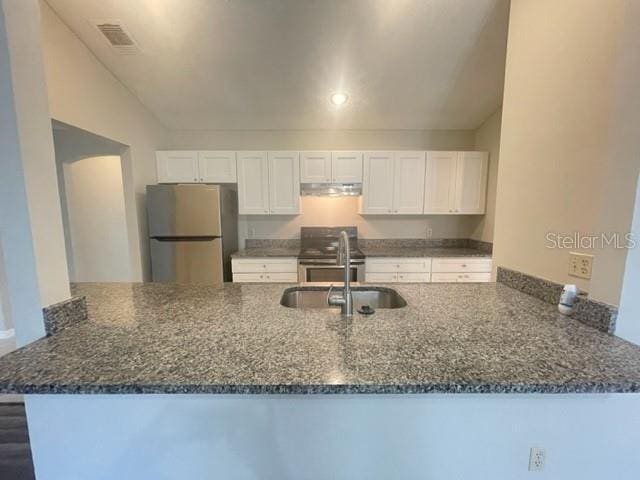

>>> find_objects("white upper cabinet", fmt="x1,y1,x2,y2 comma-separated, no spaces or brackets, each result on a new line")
268,151,300,214
361,152,395,214
197,151,237,183
424,151,457,214
300,151,363,184
454,151,488,214
393,151,426,214
157,150,236,183
332,151,363,183
237,152,270,214
237,151,300,215
424,151,488,214
156,151,199,183
300,152,331,183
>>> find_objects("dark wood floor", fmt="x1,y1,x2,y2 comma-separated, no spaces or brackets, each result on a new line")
0,403,35,480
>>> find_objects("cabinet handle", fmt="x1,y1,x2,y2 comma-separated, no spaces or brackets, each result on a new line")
461,264,467,268
194,178,198,182
260,275,264,279
264,209,269,213
200,178,204,182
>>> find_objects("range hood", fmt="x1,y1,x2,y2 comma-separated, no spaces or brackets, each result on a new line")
300,183,362,197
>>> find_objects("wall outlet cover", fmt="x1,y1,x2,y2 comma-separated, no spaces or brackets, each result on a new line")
569,252,594,279
529,447,546,472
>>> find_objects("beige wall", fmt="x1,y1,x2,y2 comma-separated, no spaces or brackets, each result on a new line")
40,1,167,281
62,156,131,282
241,196,478,245
470,109,501,243
166,129,475,151
493,0,639,305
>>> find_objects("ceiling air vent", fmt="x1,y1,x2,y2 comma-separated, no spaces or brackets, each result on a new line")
93,20,139,54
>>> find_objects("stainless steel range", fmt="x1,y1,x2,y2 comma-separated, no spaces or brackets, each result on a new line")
298,227,365,283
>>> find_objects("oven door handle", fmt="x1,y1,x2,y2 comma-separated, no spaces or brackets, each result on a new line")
298,260,365,266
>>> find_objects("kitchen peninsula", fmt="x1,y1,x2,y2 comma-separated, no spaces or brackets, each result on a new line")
1,277,640,478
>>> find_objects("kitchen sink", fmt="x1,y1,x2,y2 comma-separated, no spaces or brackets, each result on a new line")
280,286,407,310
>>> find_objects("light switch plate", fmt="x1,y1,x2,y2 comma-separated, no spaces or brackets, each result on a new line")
569,252,594,279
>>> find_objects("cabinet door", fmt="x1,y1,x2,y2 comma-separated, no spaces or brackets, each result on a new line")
393,151,426,214
156,151,199,183
362,152,394,214
268,151,300,214
453,152,488,214
365,272,398,283
332,151,363,183
197,151,237,183
424,151,457,214
237,152,269,214
300,152,331,183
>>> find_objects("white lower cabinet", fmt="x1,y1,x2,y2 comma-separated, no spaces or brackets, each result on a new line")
365,256,492,283
431,272,491,283
232,258,298,283
431,257,492,283
365,258,431,283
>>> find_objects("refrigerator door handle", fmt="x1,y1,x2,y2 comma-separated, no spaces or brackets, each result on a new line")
151,236,221,241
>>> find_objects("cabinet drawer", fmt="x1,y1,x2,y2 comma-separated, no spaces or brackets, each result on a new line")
365,272,398,283
396,273,430,283
365,257,431,273
233,272,298,283
431,272,491,283
431,258,492,273
232,257,297,273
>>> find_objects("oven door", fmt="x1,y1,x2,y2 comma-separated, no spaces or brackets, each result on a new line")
298,261,364,283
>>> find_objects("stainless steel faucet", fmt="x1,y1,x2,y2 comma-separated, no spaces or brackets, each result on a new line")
327,230,353,316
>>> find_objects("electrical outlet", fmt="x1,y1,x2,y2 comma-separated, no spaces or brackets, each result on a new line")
569,252,594,279
529,447,546,472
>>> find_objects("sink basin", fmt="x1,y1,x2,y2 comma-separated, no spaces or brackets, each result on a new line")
280,286,407,310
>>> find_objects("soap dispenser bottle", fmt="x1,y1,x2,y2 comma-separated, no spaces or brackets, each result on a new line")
558,284,578,315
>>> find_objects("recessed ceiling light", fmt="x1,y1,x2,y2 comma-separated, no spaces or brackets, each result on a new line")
330,92,349,106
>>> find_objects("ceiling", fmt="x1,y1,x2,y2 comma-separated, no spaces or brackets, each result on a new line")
45,0,510,131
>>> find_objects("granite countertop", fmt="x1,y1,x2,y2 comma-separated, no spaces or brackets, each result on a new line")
232,247,491,259
231,248,300,258
360,246,491,258
1,282,639,394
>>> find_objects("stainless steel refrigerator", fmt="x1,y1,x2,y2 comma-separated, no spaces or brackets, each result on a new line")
147,184,238,285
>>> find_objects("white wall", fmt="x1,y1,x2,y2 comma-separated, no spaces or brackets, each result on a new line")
616,173,640,344
26,394,640,480
0,0,68,346
470,108,501,243
39,1,167,281
62,156,131,282
3,0,69,309
493,0,640,306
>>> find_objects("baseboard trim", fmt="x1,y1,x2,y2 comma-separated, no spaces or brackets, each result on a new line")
0,328,15,340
